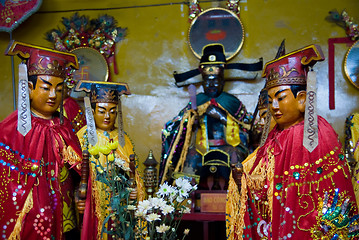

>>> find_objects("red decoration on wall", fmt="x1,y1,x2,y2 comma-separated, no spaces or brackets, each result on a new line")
328,37,355,109
0,0,42,32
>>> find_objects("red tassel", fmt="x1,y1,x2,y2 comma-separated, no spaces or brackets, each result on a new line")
210,98,218,106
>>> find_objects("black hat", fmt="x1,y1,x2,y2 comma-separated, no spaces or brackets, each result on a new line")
200,44,226,65
74,80,131,103
173,43,263,86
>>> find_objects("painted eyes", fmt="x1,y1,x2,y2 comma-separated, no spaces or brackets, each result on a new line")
97,110,117,115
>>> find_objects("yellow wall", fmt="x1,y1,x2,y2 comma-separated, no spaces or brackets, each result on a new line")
0,0,358,165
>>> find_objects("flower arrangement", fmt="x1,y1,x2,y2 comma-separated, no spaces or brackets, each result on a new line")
88,140,138,240
88,140,197,240
135,178,197,240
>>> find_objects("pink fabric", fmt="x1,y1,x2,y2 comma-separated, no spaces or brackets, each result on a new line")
239,116,357,239
0,111,81,239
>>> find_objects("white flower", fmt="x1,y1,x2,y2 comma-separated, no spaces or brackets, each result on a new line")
135,208,146,218
149,197,166,210
169,189,178,201
161,204,175,215
114,157,126,167
184,229,190,235
156,224,170,233
114,158,130,171
157,182,171,197
178,187,189,199
146,213,161,222
127,205,137,211
176,195,184,203
180,207,191,214
137,199,152,214
175,177,192,192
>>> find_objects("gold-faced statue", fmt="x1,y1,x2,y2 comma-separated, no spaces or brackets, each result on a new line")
263,44,325,131
93,102,117,131
267,85,306,130
29,75,64,119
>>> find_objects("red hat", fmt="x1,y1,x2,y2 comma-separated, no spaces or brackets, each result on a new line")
262,44,325,90
5,40,79,78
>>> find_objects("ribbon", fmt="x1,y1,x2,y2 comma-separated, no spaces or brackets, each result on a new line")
17,63,31,136
84,96,98,146
117,96,125,147
303,70,318,152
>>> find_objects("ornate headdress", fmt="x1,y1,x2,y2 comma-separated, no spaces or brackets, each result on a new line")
200,44,226,65
74,80,130,147
6,40,78,78
262,44,325,152
174,43,263,86
5,40,79,136
262,44,325,90
46,13,127,82
75,80,130,103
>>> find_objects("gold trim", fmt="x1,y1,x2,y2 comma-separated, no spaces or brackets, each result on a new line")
262,44,324,78
344,40,359,90
5,40,79,69
202,149,230,167
71,47,109,82
74,80,131,95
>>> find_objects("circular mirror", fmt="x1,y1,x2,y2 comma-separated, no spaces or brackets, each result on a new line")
344,40,359,90
70,47,109,99
188,8,244,61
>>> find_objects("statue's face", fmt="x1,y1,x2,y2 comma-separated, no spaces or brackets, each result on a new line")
29,75,64,119
258,108,268,127
93,102,117,131
267,85,305,130
258,107,276,131
201,65,225,98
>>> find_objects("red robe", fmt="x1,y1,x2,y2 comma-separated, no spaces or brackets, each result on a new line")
63,97,86,133
227,116,358,239
0,111,82,239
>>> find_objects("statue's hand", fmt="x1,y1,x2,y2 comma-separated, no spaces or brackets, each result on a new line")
206,105,227,125
231,162,243,190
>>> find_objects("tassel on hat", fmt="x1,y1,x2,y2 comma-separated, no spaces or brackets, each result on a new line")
5,40,79,135
17,63,31,136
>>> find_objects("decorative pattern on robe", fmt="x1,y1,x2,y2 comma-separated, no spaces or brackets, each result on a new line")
227,116,358,239
345,112,359,207
0,111,82,240
63,97,86,133
159,91,252,184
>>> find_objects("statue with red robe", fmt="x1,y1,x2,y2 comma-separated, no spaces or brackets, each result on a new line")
226,44,359,239
0,41,82,239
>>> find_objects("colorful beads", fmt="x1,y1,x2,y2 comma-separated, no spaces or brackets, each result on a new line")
293,172,300,180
